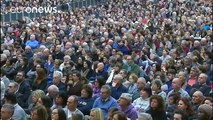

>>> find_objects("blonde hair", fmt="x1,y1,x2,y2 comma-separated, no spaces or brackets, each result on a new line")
32,90,45,101
90,108,104,120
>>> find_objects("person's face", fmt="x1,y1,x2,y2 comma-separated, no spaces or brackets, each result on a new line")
81,89,89,98
100,88,109,100
1,107,13,120
198,74,206,84
36,98,43,106
51,109,59,120
32,94,38,103
89,111,97,120
15,73,24,82
178,100,187,110
83,62,88,68
55,95,63,105
137,80,145,90
172,79,180,90
30,109,39,120
140,90,148,98
151,83,158,91
72,74,79,81
7,83,16,93
118,98,128,107
53,75,61,85
198,109,206,120
150,99,158,109
168,96,174,105
173,113,182,120
192,93,202,104
112,114,119,120
128,76,134,84
67,97,76,110
204,100,213,106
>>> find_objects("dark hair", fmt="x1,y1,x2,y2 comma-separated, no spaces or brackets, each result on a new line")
202,97,213,104
72,71,81,79
150,95,165,111
32,105,48,120
112,111,127,120
168,92,181,104
81,84,93,98
40,95,53,109
54,108,67,120
96,76,106,88
173,109,189,120
178,97,194,116
4,93,17,104
57,91,68,108
143,87,152,97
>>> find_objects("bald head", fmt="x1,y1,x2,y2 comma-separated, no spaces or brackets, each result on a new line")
172,78,182,90
192,90,204,104
198,73,208,84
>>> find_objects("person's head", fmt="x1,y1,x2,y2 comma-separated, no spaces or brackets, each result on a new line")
15,71,25,83
173,109,189,120
31,105,48,120
72,71,81,82
53,71,63,85
112,74,123,87
47,85,59,98
7,82,19,94
118,93,132,107
112,111,127,120
30,34,36,40
55,91,68,108
4,93,17,105
189,66,200,78
141,87,152,99
37,95,52,110
51,108,67,120
150,95,165,111
202,97,213,106
81,84,93,98
126,55,133,64
137,77,146,90
94,76,105,88
100,85,111,100
32,90,45,103
168,92,181,105
72,112,84,120
137,113,153,120
172,78,182,90
67,95,78,111
198,73,208,84
96,62,104,71
151,79,163,92
198,104,213,120
90,108,104,120
128,73,138,84
177,97,194,114
108,108,119,120
35,68,47,82
192,91,204,104
1,104,15,120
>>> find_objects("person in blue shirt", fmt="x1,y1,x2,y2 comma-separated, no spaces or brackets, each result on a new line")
77,84,94,115
93,85,118,120
110,74,128,100
25,34,39,49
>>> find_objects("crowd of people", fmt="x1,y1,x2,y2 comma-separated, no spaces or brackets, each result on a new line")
1,0,213,120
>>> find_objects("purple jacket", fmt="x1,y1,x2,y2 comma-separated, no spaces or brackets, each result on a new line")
119,104,138,120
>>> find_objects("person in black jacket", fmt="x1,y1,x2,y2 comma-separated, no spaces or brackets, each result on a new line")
146,95,167,120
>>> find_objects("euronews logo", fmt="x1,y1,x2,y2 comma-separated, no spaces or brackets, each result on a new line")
9,6,58,14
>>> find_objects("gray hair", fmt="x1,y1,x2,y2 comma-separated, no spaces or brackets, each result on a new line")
138,113,153,120
2,104,15,114
101,85,111,94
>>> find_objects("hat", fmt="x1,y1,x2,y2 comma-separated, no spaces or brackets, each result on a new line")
198,104,212,119
120,93,132,102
